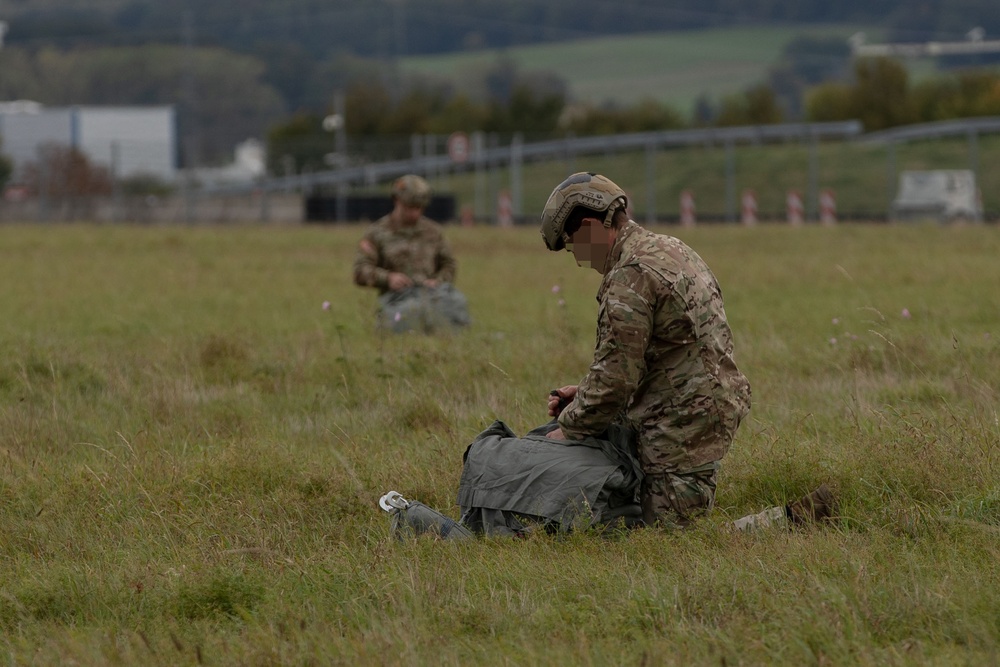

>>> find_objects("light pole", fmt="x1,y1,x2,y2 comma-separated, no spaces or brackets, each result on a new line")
323,92,347,221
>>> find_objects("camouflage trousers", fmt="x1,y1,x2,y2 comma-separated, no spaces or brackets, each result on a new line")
641,466,790,531
640,462,718,528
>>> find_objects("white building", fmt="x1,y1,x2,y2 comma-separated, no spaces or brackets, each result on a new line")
0,102,177,182
188,138,266,189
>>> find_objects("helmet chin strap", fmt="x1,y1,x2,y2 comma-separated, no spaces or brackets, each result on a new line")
602,198,626,228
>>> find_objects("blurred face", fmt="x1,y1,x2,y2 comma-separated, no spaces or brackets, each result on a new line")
567,217,616,274
393,199,424,225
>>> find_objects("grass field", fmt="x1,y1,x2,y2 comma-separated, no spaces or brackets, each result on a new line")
1,222,998,665
401,24,886,115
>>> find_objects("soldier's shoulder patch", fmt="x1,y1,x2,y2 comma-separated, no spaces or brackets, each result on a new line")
358,239,377,257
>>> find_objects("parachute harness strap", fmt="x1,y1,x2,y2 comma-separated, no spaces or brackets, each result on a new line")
379,491,410,513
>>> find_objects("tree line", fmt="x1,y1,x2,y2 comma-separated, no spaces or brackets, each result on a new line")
3,42,1000,188
267,56,1000,175
4,0,1000,116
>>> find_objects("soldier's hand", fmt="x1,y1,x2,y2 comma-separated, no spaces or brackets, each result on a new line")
547,385,578,417
546,427,566,440
423,278,439,288
387,272,413,291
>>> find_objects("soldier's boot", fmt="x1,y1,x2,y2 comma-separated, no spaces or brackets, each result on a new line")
786,484,837,525
379,491,474,541
732,484,837,532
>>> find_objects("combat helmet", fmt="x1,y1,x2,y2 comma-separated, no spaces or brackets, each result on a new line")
392,174,432,207
540,172,628,251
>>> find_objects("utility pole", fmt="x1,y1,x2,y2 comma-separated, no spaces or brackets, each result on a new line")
181,10,199,222
323,92,348,221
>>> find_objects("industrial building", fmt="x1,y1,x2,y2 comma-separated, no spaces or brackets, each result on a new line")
0,102,177,182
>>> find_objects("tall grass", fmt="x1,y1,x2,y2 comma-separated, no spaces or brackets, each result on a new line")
0,222,997,665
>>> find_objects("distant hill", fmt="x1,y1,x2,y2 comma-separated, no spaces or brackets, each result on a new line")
3,0,997,115
401,24,884,114
2,0,998,55
4,1,1000,111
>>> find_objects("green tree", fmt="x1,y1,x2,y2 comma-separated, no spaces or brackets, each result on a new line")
911,70,1000,122
265,113,326,176
381,87,446,136
560,99,684,135
344,82,392,137
804,81,855,123
0,45,286,165
716,84,783,126
0,49,45,100
850,57,915,131
426,95,488,134
484,84,565,135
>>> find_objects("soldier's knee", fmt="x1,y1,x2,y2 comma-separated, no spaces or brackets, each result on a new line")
640,471,716,528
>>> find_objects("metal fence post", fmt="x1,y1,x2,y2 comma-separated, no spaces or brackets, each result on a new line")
968,128,979,183
111,140,121,223
645,140,656,224
473,131,485,221
807,131,818,222
424,133,436,182
510,133,524,222
724,139,735,223
259,183,270,223
37,159,48,222
565,131,576,174
410,134,422,171
886,140,896,219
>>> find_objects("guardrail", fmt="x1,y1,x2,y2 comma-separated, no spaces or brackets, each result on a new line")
201,121,864,196
862,116,1000,143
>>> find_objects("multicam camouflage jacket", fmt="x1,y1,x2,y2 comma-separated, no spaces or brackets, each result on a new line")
558,221,752,474
352,214,457,295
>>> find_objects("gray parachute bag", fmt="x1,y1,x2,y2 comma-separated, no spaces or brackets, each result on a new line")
379,491,474,540
457,421,644,536
377,284,471,334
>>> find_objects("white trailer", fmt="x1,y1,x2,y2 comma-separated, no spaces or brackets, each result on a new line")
890,170,982,223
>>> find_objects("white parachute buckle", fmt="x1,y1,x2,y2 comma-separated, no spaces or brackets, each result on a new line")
379,491,410,513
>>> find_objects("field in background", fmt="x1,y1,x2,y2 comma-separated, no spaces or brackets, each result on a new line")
1,223,998,664
402,24,885,114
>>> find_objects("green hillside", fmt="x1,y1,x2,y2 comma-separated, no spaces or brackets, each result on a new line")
402,24,886,115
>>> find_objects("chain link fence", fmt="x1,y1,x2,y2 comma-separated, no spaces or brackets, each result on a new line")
3,118,1000,224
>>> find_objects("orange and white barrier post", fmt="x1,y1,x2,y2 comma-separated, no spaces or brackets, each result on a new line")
680,189,696,227
740,189,757,226
820,189,837,225
786,190,804,226
497,189,513,227
460,205,475,227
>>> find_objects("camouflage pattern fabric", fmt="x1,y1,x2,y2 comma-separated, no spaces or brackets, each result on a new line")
640,463,717,528
731,505,787,531
377,284,470,333
353,214,457,295
558,221,751,520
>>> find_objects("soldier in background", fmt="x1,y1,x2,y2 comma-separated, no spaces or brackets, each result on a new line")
353,174,470,333
540,172,834,530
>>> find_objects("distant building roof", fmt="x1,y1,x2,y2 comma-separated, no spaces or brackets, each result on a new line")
0,100,43,114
